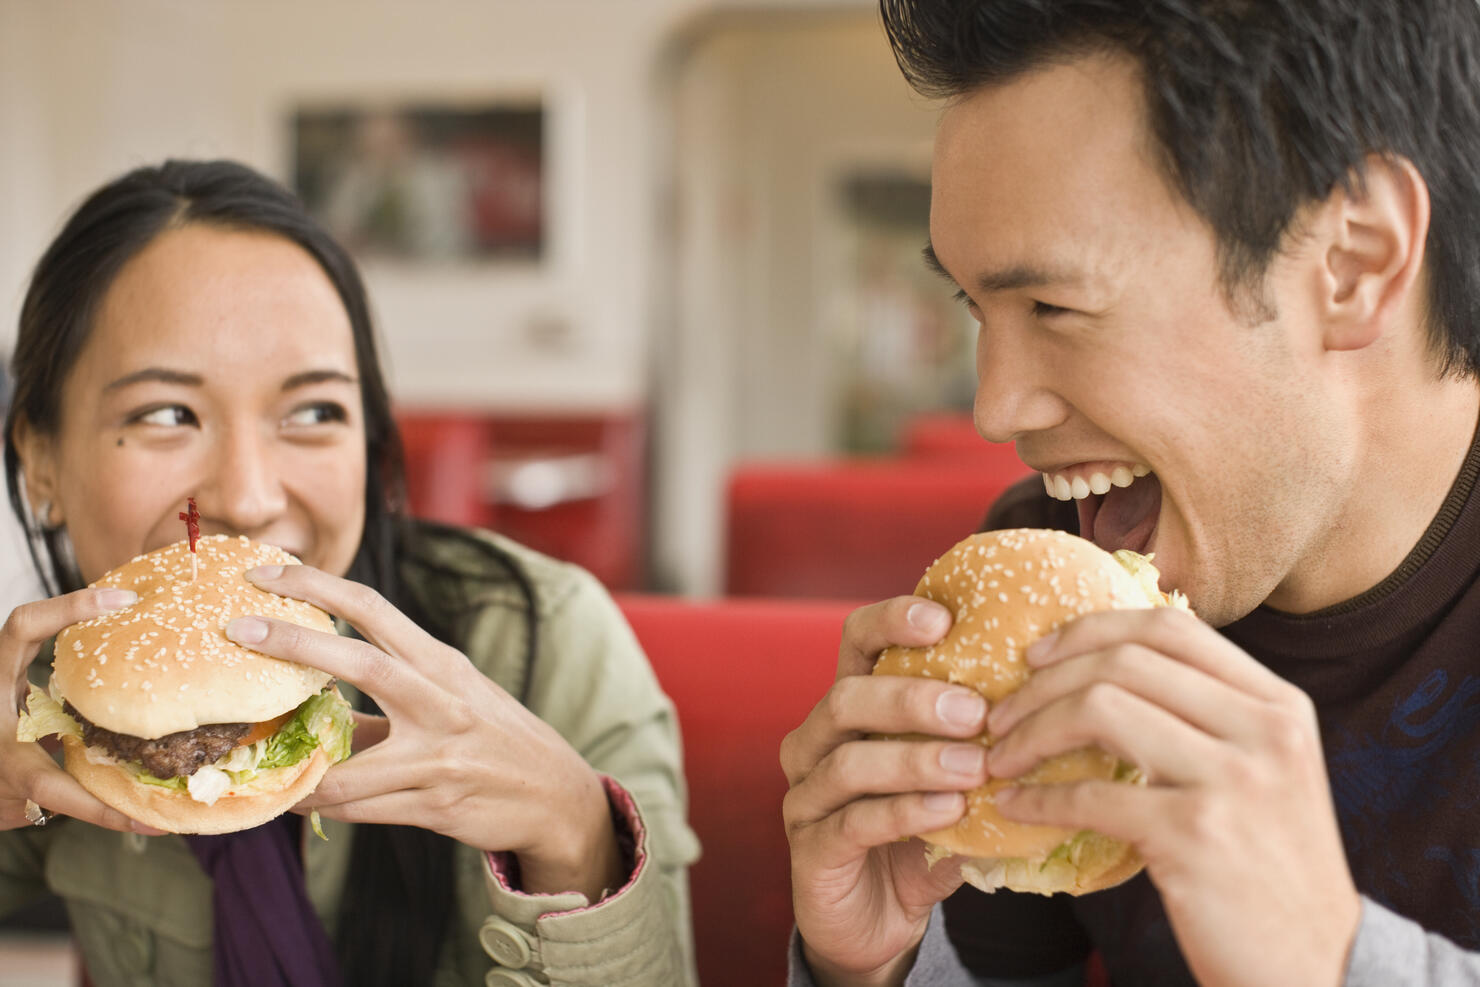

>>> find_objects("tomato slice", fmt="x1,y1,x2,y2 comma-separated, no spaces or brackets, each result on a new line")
237,708,296,748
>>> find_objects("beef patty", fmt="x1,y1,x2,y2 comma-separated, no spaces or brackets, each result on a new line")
64,702,250,779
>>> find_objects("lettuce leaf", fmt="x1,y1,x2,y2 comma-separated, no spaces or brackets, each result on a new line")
303,688,355,765
1112,549,1192,612
15,682,82,743
135,770,190,791
259,688,354,770
258,711,321,770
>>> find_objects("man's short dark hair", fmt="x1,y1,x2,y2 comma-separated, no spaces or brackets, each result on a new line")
882,0,1480,375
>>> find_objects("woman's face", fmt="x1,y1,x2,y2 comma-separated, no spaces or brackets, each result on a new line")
19,223,368,584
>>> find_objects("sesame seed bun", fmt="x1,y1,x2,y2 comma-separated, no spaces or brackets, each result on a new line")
873,528,1170,896
54,535,334,739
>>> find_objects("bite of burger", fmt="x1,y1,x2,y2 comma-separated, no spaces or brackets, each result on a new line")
17,535,355,835
873,527,1189,896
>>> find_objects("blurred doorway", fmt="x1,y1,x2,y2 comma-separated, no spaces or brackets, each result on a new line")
650,8,963,594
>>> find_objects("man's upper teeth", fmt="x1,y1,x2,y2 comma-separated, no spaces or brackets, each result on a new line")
1042,465,1152,501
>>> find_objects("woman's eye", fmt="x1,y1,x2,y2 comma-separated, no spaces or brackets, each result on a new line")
282,402,348,427
131,405,197,427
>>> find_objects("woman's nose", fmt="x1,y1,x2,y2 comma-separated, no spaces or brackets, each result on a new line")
195,426,289,534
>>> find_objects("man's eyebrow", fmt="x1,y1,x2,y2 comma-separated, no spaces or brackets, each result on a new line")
973,265,1087,294
923,242,970,303
104,368,203,391
922,241,954,282
281,369,358,391
921,241,1089,298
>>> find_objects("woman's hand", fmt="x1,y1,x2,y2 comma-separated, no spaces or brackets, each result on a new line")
226,564,623,901
1,590,163,833
781,597,988,987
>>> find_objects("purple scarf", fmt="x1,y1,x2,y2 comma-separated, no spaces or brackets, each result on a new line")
186,814,341,987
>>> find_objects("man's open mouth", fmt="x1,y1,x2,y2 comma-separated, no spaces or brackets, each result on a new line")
1041,464,1161,555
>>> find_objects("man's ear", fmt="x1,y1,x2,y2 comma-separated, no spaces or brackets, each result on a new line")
1320,154,1430,352
11,418,61,527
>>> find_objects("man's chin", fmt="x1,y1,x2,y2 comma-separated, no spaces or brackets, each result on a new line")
1151,553,1252,628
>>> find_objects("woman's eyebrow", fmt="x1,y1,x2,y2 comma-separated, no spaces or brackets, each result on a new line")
104,367,203,391
281,369,358,392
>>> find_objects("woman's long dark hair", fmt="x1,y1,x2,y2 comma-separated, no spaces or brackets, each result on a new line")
3,159,453,986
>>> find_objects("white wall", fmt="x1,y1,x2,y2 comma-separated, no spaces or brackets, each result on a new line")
0,0,865,411
1,0,938,596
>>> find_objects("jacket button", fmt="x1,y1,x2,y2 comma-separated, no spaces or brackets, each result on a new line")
485,970,540,987
478,915,533,969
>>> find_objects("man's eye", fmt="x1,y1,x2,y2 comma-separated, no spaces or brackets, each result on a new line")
1032,301,1070,318
131,405,197,427
283,403,348,427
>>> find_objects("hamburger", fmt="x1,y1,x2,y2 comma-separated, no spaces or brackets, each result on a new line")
873,527,1188,896
17,535,355,834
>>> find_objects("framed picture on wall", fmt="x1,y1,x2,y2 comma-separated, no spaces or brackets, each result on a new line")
828,168,977,453
292,102,544,262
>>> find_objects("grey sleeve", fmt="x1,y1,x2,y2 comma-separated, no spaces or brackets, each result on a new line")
788,905,1084,987
1345,897,1480,986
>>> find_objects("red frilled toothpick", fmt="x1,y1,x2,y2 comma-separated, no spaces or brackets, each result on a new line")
178,497,200,581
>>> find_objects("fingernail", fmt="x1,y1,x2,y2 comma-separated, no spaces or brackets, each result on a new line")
936,691,987,729
225,617,269,644
923,791,963,812
247,565,284,582
907,602,951,636
1025,631,1059,666
96,589,138,609
940,744,985,775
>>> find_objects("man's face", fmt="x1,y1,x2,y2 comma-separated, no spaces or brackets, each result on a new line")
930,54,1353,625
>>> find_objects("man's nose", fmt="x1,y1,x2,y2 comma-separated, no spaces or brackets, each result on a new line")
971,327,1070,444
195,426,289,535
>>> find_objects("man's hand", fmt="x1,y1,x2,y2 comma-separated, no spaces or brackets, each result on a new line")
781,596,989,987
985,607,1361,987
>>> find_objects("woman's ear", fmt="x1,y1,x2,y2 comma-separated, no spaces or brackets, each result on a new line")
11,418,61,527
1320,155,1430,352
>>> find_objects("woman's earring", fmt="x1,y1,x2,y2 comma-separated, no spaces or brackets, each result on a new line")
32,500,59,534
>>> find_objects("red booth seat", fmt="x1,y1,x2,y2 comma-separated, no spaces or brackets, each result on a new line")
899,411,1034,480
618,592,1109,987
615,594,861,987
396,409,647,590
724,460,1020,600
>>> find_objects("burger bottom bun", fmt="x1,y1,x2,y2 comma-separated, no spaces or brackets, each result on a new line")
946,834,1143,896
62,735,331,835
918,747,1123,859
919,746,1146,896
